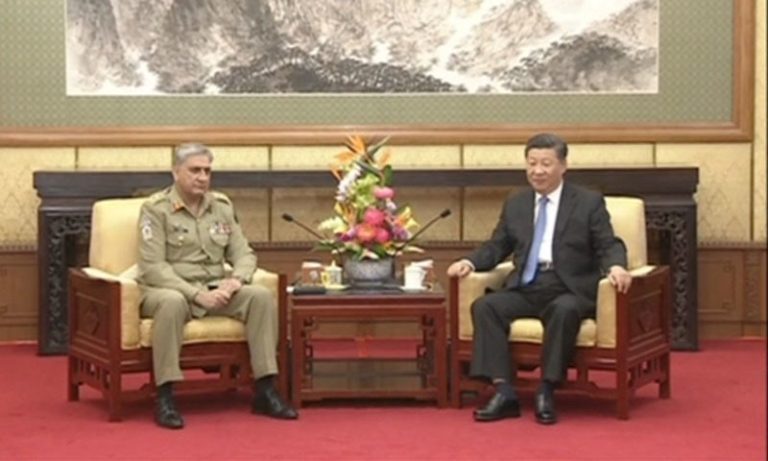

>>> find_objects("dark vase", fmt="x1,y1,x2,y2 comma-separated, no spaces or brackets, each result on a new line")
343,258,395,285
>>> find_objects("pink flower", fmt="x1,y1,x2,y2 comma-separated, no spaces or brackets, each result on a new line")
355,224,377,243
374,227,391,243
340,229,356,241
374,186,395,200
363,208,386,226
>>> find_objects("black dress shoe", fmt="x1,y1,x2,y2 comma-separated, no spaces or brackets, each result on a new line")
534,391,557,425
252,387,299,420
155,394,184,429
473,392,521,422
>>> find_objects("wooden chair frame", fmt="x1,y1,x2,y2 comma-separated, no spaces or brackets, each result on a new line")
449,265,672,419
67,268,289,421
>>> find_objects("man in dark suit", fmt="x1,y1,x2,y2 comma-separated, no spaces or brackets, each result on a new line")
447,133,632,425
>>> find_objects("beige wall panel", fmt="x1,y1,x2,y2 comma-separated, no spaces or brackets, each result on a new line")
386,145,460,169
272,145,342,170
464,145,526,168
656,144,752,243
567,144,654,167
209,145,269,170
754,0,767,242
272,187,336,242
393,187,461,241
463,187,523,242
464,144,653,169
77,146,171,170
218,188,270,243
0,148,75,245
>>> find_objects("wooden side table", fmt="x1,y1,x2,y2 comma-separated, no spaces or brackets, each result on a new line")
288,289,447,408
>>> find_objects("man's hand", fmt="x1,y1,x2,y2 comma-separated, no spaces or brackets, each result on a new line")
194,289,232,310
218,278,243,296
447,260,474,278
608,265,632,294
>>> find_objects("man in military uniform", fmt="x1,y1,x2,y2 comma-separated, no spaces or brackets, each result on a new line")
138,143,297,429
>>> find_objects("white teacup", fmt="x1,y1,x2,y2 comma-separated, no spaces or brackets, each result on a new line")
404,265,426,289
321,264,343,286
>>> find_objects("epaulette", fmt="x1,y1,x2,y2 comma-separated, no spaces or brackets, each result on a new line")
147,187,172,204
211,190,232,205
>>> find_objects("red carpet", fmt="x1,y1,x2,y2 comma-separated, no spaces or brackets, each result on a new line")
1,339,765,460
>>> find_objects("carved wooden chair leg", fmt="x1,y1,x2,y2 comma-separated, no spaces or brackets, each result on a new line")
659,354,671,399
107,372,123,422
616,367,630,420
67,357,80,402
450,353,461,408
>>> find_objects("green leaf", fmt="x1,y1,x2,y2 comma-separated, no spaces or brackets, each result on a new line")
381,165,393,186
366,136,390,159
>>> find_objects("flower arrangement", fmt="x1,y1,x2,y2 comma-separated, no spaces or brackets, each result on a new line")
317,136,420,261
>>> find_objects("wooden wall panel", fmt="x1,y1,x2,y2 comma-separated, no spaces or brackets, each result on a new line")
698,245,767,339
0,249,38,341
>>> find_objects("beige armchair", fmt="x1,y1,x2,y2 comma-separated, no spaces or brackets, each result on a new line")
449,196,671,419
67,197,288,421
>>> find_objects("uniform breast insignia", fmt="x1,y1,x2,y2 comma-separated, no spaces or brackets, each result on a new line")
210,222,232,236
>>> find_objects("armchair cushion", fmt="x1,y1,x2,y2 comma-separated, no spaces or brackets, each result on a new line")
138,269,281,348
89,198,147,275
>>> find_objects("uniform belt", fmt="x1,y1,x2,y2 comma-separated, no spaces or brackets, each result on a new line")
537,261,555,272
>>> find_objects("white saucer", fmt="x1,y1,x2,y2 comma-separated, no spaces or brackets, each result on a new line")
324,284,348,291
401,285,428,293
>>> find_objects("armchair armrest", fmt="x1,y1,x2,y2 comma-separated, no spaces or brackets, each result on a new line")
453,261,514,340
251,268,279,301
595,265,670,349
69,267,143,351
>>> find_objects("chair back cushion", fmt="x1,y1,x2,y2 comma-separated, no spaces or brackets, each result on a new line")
604,196,647,270
89,197,147,274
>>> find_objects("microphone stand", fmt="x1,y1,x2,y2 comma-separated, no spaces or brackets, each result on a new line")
281,213,342,266
394,208,452,254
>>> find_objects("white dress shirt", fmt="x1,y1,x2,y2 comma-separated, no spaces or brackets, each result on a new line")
534,182,563,265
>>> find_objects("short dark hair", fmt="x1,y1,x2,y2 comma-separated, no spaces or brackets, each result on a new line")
524,133,568,161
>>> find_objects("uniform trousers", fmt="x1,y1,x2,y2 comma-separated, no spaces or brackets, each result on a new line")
141,284,278,386
469,271,595,384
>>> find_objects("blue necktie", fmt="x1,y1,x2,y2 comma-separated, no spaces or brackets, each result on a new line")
522,196,548,285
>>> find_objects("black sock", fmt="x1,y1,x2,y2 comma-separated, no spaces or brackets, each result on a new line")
539,380,556,396
494,381,517,400
255,375,275,393
157,382,173,399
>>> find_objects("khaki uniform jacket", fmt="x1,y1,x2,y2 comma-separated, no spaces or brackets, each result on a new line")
137,186,256,315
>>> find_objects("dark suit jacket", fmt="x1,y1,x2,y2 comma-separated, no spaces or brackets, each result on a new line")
468,181,627,306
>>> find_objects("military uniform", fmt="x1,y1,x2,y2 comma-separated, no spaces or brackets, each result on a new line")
138,186,277,386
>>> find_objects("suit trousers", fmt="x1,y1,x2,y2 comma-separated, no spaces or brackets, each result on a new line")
141,284,278,386
469,271,595,384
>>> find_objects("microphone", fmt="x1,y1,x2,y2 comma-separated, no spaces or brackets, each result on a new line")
395,208,451,252
283,213,345,266
281,213,326,241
